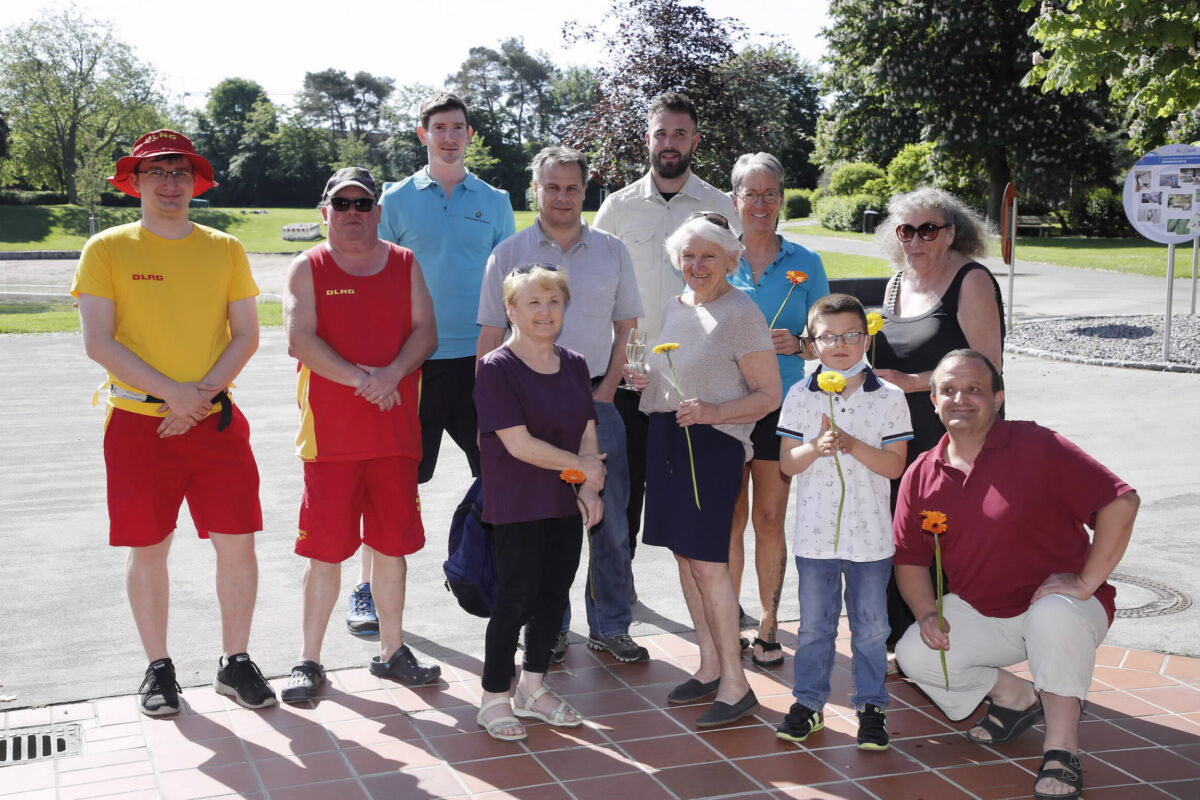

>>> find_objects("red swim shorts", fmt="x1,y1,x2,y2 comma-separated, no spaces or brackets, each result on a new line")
104,406,262,547
297,456,425,563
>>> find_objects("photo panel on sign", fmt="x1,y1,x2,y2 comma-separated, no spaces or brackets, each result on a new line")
1123,144,1200,245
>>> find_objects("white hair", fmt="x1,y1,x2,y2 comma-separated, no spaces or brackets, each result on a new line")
665,216,745,270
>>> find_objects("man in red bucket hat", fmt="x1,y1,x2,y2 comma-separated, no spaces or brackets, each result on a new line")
70,129,276,716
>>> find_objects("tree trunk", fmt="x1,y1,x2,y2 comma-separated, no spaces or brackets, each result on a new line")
986,147,1012,224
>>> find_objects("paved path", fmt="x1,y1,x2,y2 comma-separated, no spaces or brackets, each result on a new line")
1,243,1198,709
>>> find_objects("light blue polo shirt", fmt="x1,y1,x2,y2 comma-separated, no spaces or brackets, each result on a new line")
728,236,829,396
378,167,516,359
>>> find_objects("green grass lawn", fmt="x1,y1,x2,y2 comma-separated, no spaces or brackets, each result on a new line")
0,205,589,254
0,299,284,335
781,221,1192,278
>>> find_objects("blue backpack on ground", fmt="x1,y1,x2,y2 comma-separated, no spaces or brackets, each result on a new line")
443,477,497,618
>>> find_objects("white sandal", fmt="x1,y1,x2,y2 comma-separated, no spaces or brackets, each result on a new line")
513,685,583,728
476,696,526,741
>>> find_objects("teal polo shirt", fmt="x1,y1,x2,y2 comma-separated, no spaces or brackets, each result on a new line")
378,168,516,359
728,237,829,396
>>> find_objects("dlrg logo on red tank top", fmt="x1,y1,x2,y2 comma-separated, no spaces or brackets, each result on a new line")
132,274,164,281
325,288,355,295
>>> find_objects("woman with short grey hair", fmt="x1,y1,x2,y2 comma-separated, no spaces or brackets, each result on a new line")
726,152,829,670
626,212,781,728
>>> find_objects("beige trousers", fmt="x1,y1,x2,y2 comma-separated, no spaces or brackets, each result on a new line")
894,592,1109,721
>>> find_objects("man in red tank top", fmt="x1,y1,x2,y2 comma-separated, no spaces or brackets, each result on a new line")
281,168,441,700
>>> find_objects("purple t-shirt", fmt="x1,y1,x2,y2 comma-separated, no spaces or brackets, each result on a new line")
474,345,596,525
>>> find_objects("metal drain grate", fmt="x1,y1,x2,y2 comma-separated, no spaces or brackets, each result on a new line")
1111,572,1193,619
0,722,82,766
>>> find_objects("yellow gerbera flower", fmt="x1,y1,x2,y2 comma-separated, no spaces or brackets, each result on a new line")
652,342,680,354
816,371,847,393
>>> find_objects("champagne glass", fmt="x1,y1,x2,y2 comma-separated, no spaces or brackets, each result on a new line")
623,328,647,389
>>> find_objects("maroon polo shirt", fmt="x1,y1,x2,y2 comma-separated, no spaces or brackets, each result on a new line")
894,419,1132,625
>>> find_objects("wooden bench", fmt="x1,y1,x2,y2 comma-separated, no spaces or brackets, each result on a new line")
1016,215,1055,237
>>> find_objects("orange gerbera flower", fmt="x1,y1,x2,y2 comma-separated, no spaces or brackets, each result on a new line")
786,270,808,285
919,509,951,690
920,510,949,535
559,468,586,485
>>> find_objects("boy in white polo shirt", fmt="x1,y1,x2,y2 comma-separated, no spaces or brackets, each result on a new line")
774,294,913,750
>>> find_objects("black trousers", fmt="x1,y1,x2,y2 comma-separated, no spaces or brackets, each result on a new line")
614,387,649,558
482,515,583,693
418,356,481,484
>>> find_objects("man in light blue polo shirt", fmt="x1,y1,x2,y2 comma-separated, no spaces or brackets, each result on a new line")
477,146,647,664
378,91,516,486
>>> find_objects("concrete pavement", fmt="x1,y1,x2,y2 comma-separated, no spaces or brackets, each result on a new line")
1,242,1198,710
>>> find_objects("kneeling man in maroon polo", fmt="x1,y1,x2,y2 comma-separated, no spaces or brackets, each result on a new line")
281,167,440,700
893,349,1138,800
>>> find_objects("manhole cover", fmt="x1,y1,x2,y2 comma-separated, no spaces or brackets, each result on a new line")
0,722,82,766
1111,573,1192,619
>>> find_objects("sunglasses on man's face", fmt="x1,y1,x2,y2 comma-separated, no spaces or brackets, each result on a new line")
329,197,376,213
895,222,952,242
687,210,731,230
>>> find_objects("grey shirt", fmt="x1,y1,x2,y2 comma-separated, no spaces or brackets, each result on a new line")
640,287,773,460
593,171,740,341
477,219,644,378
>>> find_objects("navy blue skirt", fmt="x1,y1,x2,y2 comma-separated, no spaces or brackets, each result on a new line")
643,413,746,562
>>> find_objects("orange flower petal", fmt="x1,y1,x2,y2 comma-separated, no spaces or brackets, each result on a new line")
786,270,808,285
559,469,587,485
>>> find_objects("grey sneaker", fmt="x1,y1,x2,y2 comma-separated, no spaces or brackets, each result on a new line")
551,631,569,664
587,633,649,663
346,582,379,636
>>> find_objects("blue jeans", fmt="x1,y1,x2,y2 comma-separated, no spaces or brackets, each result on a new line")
562,401,633,637
792,556,891,710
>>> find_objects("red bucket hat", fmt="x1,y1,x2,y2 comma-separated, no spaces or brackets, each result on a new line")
108,129,218,198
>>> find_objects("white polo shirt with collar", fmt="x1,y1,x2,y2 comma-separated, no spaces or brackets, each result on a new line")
592,171,739,340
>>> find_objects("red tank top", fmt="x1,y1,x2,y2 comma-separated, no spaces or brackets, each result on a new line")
295,242,422,462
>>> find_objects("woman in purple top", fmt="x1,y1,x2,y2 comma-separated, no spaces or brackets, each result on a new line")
473,265,605,742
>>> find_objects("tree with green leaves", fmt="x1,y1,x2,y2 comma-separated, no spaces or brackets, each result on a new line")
563,0,743,184
715,45,823,189
192,77,271,204
297,69,395,136
821,0,1121,219
0,6,164,202
564,0,822,189
1020,0,1200,151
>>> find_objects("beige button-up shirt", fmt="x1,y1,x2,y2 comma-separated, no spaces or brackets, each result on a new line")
593,171,739,339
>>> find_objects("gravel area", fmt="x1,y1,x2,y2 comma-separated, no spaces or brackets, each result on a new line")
1006,314,1200,373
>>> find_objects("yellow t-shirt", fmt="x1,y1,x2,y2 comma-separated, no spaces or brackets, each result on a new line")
71,221,259,417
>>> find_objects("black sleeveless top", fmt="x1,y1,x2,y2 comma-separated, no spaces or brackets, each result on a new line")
873,261,1006,462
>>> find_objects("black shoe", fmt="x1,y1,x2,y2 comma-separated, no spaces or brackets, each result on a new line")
695,689,759,729
280,660,326,704
587,633,649,663
776,702,824,743
369,645,441,686
214,653,277,709
551,631,569,664
139,658,181,717
856,704,889,751
667,677,720,704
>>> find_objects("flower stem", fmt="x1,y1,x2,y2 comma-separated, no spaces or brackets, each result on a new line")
768,283,796,329
666,355,701,510
827,392,846,552
935,533,949,691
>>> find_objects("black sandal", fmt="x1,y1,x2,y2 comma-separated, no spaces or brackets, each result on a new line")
751,638,783,668
965,697,1043,745
1034,749,1082,799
